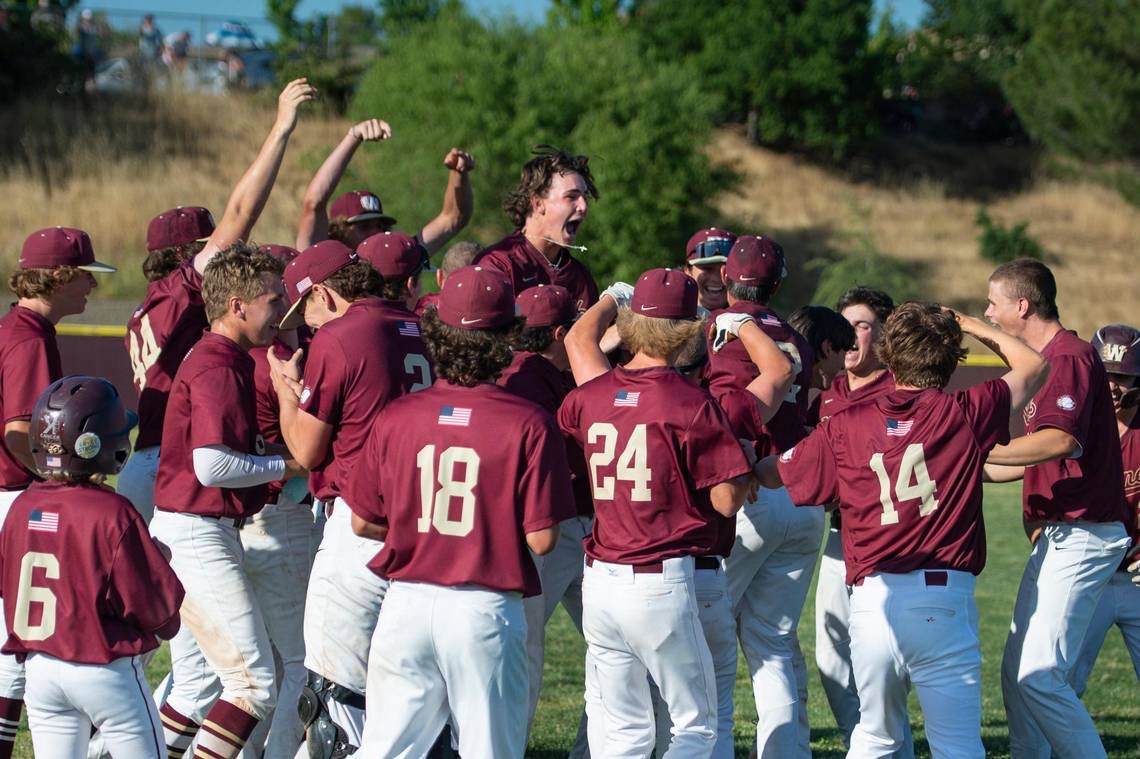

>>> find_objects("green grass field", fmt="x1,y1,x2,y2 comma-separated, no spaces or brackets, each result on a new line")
9,483,1139,757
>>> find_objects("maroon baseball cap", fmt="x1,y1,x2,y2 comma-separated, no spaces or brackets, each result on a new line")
630,268,698,319
330,191,396,227
725,235,787,286
20,227,116,273
258,244,300,264
686,227,737,266
146,207,215,252
357,231,433,281
518,284,576,328
279,240,359,330
437,265,515,330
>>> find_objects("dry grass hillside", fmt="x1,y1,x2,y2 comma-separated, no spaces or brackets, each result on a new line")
1,95,1135,336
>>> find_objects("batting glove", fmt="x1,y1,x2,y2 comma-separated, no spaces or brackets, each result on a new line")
712,313,755,352
1128,550,1140,585
602,281,635,308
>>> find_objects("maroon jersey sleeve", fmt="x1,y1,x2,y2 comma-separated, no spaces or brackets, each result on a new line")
955,379,1012,454
298,336,347,427
715,388,766,442
683,399,752,489
518,413,575,533
1027,351,1092,444
1,336,56,425
106,513,184,640
777,423,840,507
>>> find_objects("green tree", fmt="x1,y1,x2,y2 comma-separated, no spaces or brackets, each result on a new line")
349,12,725,283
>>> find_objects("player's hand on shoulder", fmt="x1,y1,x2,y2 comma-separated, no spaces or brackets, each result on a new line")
350,118,392,142
444,148,475,173
601,281,634,309
712,312,755,352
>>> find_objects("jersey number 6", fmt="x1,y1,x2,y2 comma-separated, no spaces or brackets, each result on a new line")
416,445,479,537
13,551,59,641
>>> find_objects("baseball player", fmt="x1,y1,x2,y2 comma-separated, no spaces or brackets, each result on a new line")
757,302,1048,757
982,259,1132,759
0,227,115,759
1069,324,1140,695
705,234,820,758
346,265,574,758
294,115,474,254
559,268,752,756
475,146,599,312
148,247,302,759
0,376,182,759
119,78,316,521
268,237,433,754
415,240,482,316
683,227,736,312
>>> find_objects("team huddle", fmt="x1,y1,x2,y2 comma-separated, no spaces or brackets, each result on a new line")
0,79,1136,759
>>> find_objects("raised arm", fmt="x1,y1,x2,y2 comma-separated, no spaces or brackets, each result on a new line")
194,78,316,273
566,285,629,386
736,319,795,424
417,148,475,255
295,118,392,250
953,311,1050,417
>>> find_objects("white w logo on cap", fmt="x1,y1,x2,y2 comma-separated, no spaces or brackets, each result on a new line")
361,195,380,212
1103,344,1127,363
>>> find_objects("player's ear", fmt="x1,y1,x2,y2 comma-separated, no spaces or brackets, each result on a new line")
531,192,545,217
553,325,568,342
436,269,444,288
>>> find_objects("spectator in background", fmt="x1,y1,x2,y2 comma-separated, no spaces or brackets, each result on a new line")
73,8,100,91
164,30,190,71
0,5,11,34
31,0,63,35
138,14,163,65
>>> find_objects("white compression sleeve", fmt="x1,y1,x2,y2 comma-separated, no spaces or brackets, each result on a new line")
192,445,286,488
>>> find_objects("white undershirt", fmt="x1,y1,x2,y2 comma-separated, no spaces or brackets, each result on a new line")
192,445,285,488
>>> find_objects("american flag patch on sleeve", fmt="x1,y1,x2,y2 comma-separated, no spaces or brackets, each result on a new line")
28,511,59,533
614,391,640,407
759,314,781,327
886,419,913,437
398,321,420,337
438,406,472,426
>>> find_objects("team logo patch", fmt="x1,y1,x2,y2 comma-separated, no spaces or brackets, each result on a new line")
780,447,795,463
1023,399,1037,422
28,510,59,533
74,432,102,459
613,391,640,407
299,386,312,405
397,321,420,337
1102,344,1128,363
254,434,266,455
886,419,913,437
361,194,381,212
1056,395,1076,411
438,406,472,426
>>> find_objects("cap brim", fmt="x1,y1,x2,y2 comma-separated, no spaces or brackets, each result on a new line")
78,261,117,273
346,213,398,226
279,295,307,331
687,255,728,266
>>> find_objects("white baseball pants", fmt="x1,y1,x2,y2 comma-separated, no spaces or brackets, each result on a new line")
115,445,160,524
0,490,26,703
149,511,277,720
25,653,163,759
1001,521,1130,759
848,569,983,759
1071,570,1140,696
357,581,529,758
724,487,823,759
525,515,591,731
582,555,717,758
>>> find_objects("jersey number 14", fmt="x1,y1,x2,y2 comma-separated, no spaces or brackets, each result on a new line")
869,444,940,526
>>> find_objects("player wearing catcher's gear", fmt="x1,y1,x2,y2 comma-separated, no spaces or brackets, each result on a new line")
982,259,1132,759
560,268,752,757
149,247,302,759
1067,325,1140,695
0,377,182,759
348,265,574,758
0,227,115,759
475,146,599,312
119,78,316,522
758,303,1048,758
705,234,819,758
269,238,433,753
683,227,736,312
295,115,474,254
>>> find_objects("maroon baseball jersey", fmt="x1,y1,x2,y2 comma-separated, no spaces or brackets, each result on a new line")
0,306,61,489
126,264,207,450
778,380,1011,585
250,340,295,504
347,381,575,596
475,231,599,311
559,366,751,565
1117,415,1140,569
1022,330,1129,524
414,292,439,317
814,370,896,425
0,481,183,664
153,331,267,518
299,299,433,503
707,302,814,457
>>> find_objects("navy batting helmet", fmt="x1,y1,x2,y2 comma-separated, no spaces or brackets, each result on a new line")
31,376,138,477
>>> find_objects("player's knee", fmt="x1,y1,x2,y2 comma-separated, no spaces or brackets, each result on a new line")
1012,667,1066,703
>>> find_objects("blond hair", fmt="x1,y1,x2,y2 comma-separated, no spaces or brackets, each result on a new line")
9,267,85,300
616,308,704,361
202,244,284,323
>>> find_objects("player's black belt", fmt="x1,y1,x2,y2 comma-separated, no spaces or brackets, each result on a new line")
586,556,720,573
203,514,247,529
